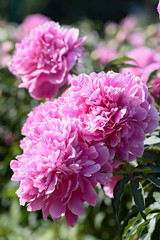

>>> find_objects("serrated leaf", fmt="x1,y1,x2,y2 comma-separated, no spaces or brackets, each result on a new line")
147,69,160,86
130,180,146,221
112,177,130,221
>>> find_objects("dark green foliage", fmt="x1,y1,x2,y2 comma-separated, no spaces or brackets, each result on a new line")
112,177,130,221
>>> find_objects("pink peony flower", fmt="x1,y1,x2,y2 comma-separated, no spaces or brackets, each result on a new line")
60,71,159,162
1,41,14,53
0,53,12,67
22,100,61,136
121,46,160,77
149,78,160,104
117,15,138,43
128,32,145,47
95,43,118,65
120,15,138,31
116,29,128,43
127,47,159,68
10,118,112,227
141,62,160,103
9,21,85,100
15,14,51,42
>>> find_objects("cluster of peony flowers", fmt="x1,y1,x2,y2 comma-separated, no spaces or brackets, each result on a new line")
9,21,85,100
60,71,158,163
10,70,159,226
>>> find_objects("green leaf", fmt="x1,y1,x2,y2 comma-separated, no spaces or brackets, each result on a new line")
151,218,160,240
112,177,130,221
144,202,160,215
122,207,160,240
103,56,140,72
137,163,160,173
144,136,160,146
147,69,160,86
104,63,139,72
140,173,160,188
139,213,160,240
122,202,160,239
121,214,149,240
146,163,160,173
130,180,146,221
108,56,137,65
148,84,159,92
153,192,160,205
142,150,160,163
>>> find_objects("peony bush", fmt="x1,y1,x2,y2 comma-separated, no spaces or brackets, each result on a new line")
0,6,160,240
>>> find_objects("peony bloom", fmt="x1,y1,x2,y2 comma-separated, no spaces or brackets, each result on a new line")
116,15,138,43
121,47,160,77
93,43,118,65
128,32,145,47
141,62,160,103
0,40,14,68
126,47,159,68
9,21,85,100
1,41,14,53
14,14,51,42
0,53,12,67
60,71,159,162
10,118,112,227
21,100,61,136
120,15,138,31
